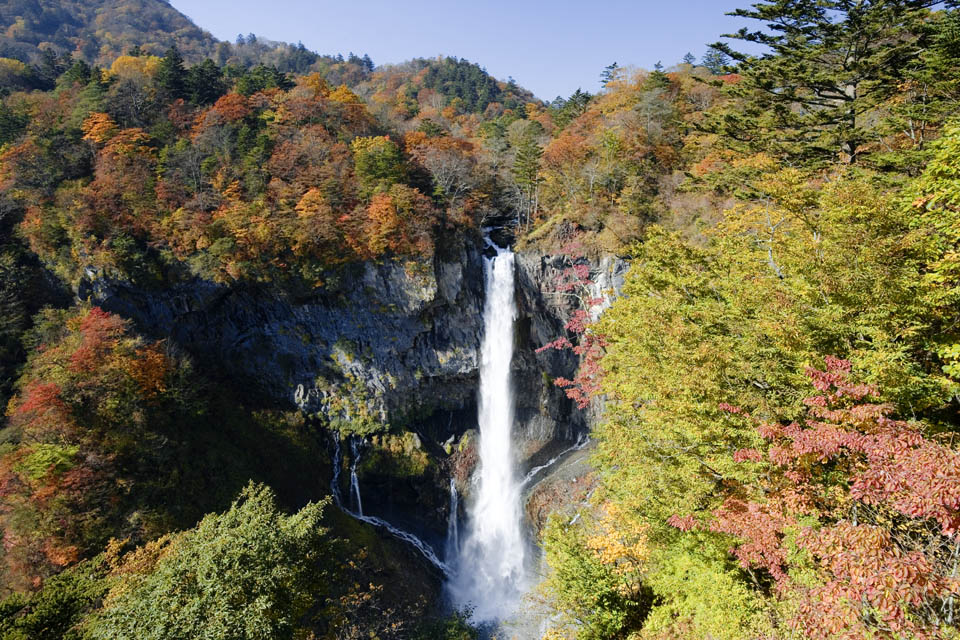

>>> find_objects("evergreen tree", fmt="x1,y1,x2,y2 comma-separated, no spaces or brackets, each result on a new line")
512,132,542,229
701,46,730,74
645,61,670,89
709,0,953,165
156,46,187,101
601,61,620,86
186,59,227,105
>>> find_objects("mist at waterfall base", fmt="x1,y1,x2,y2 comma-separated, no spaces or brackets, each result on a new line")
447,245,531,623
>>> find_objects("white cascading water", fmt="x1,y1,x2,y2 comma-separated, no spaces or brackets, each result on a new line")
450,245,528,622
349,438,364,516
330,434,449,573
445,477,459,561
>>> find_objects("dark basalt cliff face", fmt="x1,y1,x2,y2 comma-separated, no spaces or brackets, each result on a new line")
80,239,627,540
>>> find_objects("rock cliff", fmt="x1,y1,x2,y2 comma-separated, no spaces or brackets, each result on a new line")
80,238,628,540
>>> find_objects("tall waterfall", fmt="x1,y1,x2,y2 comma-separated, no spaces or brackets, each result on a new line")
450,245,528,622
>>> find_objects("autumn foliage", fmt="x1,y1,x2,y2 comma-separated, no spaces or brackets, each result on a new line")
679,358,960,638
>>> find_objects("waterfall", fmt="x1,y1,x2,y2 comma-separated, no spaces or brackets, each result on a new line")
445,477,459,561
521,433,590,488
349,437,364,516
330,432,343,507
450,244,528,622
329,434,449,574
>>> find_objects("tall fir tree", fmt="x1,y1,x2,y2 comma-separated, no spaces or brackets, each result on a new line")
708,0,955,165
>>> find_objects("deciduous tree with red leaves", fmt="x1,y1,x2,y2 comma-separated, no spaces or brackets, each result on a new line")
671,357,960,638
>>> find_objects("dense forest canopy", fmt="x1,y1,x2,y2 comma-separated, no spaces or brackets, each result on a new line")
1,0,960,638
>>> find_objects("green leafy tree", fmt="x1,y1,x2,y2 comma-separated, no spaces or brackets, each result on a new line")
88,483,332,640
351,135,406,199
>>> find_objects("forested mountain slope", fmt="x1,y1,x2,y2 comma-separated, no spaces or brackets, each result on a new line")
2,0,960,639
0,0,217,64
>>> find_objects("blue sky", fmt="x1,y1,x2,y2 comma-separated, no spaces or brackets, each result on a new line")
168,0,758,100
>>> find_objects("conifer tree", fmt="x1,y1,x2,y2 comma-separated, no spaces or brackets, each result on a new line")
156,46,187,101
709,0,955,165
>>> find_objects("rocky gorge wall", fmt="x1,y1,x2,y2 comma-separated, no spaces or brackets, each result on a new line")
80,238,628,541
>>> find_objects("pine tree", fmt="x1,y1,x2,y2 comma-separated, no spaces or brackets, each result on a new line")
512,133,542,229
156,46,187,101
701,47,729,74
708,0,954,165
601,62,620,86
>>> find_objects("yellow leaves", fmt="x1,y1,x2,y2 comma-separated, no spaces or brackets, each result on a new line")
327,84,361,104
584,503,650,583
299,73,330,98
295,188,331,220
107,54,161,80
0,57,31,86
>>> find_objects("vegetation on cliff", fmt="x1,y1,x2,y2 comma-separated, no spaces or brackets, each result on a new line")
4,0,960,638
537,2,960,639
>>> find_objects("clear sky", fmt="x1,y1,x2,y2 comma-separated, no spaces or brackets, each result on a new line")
168,0,758,100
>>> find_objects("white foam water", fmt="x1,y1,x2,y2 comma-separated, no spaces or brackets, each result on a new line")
446,477,460,561
349,438,364,516
449,245,528,622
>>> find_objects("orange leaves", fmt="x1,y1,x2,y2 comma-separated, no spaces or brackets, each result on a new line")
365,192,404,256
543,133,591,170
68,307,128,374
42,540,80,568
355,185,439,258
209,93,251,123
82,112,119,145
128,344,172,399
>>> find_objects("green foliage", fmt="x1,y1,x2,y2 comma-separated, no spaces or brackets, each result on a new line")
412,612,478,640
541,514,653,639
420,57,511,113
0,103,26,147
708,0,954,165
185,59,226,105
0,558,108,640
234,64,293,95
89,483,331,640
549,89,592,131
154,46,187,101
541,157,960,636
351,135,406,199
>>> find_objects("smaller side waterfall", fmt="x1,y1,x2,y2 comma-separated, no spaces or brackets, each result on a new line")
521,433,590,488
349,438,364,516
445,478,459,561
330,434,450,574
330,432,344,505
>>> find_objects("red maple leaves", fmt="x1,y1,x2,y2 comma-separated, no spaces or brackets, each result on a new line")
670,357,960,637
